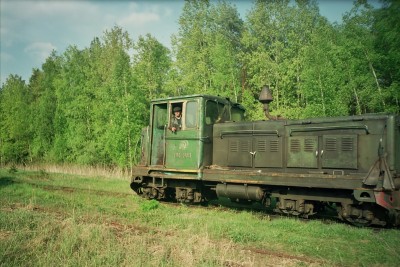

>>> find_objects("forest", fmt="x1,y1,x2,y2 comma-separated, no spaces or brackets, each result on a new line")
0,0,399,170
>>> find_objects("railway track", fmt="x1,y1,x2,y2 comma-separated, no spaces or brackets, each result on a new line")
156,198,394,231
23,180,395,230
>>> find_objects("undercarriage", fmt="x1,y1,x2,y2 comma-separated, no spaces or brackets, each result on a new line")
130,176,399,227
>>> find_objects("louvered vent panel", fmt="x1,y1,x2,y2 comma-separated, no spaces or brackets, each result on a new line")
325,138,337,151
229,140,238,152
270,140,279,152
290,139,301,152
257,140,267,152
240,141,250,152
322,135,358,169
342,137,354,151
304,139,315,152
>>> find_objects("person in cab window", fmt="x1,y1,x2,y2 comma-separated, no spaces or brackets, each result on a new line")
170,106,182,132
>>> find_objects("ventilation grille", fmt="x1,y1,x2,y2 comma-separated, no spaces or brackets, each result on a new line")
304,139,315,152
325,138,337,151
290,139,301,152
270,140,279,152
257,140,267,152
241,140,250,152
229,140,238,152
341,137,354,151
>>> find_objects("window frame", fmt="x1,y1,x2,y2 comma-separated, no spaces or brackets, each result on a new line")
184,100,199,129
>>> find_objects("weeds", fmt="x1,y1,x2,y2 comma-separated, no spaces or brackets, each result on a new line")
139,199,160,211
8,165,17,173
38,169,49,178
1,168,400,267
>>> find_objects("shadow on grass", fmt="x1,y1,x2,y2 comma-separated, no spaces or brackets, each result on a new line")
209,197,347,225
0,176,16,187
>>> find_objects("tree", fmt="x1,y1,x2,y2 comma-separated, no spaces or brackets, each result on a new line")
241,0,322,119
338,1,384,114
29,51,61,161
300,17,351,117
173,0,244,101
373,0,400,113
51,45,96,164
0,75,32,164
133,34,172,101
172,0,212,94
208,1,244,101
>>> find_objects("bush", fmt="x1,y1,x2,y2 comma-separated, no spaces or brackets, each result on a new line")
139,199,159,211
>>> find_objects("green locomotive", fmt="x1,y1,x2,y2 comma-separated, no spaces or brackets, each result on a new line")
130,87,400,227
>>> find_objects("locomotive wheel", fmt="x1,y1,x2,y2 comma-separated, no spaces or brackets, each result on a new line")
338,203,388,227
343,217,372,227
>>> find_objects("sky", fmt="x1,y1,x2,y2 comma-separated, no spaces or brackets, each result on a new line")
0,0,367,86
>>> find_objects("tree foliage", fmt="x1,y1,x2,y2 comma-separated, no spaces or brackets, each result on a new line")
0,75,32,164
172,0,244,99
1,0,399,168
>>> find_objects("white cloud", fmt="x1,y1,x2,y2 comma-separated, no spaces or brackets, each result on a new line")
0,25,12,47
117,11,160,28
24,42,56,62
0,51,13,63
3,0,98,19
116,2,176,29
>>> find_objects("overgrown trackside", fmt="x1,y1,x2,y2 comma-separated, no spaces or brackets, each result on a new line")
1,169,400,266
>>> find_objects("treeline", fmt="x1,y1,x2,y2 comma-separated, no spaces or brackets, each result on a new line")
1,0,399,168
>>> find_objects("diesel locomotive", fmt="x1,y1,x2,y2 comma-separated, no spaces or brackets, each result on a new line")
130,86,400,227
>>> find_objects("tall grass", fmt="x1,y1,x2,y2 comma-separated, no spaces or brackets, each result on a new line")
1,168,400,266
4,163,129,180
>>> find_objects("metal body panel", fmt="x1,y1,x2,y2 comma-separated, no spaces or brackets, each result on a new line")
202,168,364,190
287,136,318,168
165,129,201,169
253,136,283,167
212,113,399,176
322,134,358,169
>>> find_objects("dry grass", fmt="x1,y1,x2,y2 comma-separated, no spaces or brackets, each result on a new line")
1,204,315,267
8,163,129,180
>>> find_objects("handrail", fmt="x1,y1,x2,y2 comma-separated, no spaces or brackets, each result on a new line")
289,125,369,136
220,130,279,139
164,136,211,142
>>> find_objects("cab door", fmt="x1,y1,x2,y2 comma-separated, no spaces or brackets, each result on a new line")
150,103,168,166
165,100,201,170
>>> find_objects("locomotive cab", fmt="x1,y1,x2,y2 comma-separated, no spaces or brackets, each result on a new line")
145,95,244,170
131,95,244,202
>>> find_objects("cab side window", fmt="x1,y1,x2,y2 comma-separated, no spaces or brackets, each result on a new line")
206,100,225,125
231,107,244,122
170,103,183,132
185,101,198,128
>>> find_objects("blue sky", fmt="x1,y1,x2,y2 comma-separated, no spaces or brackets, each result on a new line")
0,0,367,86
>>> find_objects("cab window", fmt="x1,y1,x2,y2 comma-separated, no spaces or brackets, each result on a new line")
185,101,198,128
231,107,245,122
206,100,226,125
169,102,183,130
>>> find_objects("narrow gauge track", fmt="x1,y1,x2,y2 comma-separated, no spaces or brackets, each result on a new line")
22,179,394,231
158,199,394,231
27,181,131,198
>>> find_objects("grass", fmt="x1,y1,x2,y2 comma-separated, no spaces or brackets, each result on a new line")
1,168,400,267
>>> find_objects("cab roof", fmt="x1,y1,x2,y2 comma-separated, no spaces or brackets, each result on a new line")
151,94,243,108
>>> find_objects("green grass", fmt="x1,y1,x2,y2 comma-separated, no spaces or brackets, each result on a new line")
1,168,400,266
